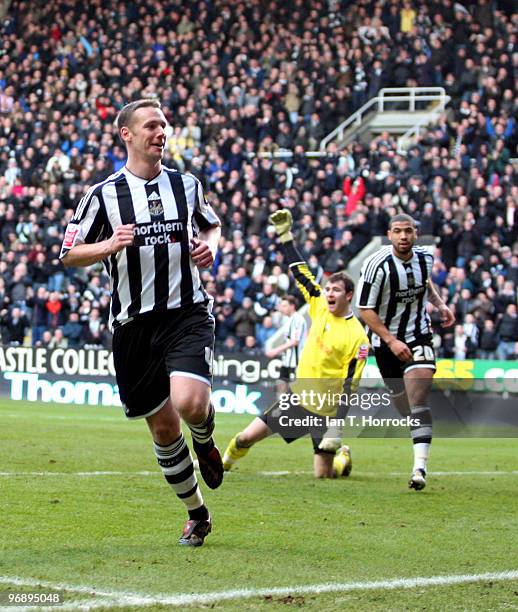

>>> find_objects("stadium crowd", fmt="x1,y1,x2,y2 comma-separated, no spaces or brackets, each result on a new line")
0,0,516,359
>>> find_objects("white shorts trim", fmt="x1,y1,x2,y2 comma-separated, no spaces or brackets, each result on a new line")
404,364,436,374
170,371,211,386
124,396,169,420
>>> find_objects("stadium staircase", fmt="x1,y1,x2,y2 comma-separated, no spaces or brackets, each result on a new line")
320,87,450,153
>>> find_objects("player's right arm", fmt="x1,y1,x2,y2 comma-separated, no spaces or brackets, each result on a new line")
358,309,412,362
60,187,134,268
269,209,322,310
61,225,135,268
355,256,412,362
265,336,299,359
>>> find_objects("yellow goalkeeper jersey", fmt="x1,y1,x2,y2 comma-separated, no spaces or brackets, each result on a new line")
287,257,369,416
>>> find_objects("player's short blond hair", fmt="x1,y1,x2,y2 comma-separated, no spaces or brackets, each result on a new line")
116,99,162,131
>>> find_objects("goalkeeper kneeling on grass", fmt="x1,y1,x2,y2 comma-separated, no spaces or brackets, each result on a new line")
223,209,370,478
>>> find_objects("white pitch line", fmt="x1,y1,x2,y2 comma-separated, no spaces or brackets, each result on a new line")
1,413,122,422
0,471,158,477
1,570,517,610
10,599,124,612
0,575,158,610
258,470,518,477
1,469,518,478
409,470,518,476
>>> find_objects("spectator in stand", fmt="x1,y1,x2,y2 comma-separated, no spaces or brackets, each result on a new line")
29,252,52,288
254,282,281,319
222,335,239,353
463,313,479,358
48,327,68,349
8,263,31,308
38,330,53,348
496,304,518,360
215,303,236,345
478,319,500,360
2,306,30,345
62,312,85,348
84,307,106,348
0,0,515,359
453,324,468,360
256,315,277,349
29,287,50,346
495,280,517,314
228,266,252,305
234,297,259,348
400,1,417,34
242,335,261,356
46,291,63,330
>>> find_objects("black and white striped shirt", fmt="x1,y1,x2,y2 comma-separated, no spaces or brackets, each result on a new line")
356,245,434,345
60,166,220,329
282,312,307,369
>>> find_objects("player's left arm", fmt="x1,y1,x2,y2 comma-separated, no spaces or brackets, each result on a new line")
269,209,321,305
191,225,221,269
283,241,321,303
266,336,299,359
427,279,455,328
191,177,221,269
344,340,369,395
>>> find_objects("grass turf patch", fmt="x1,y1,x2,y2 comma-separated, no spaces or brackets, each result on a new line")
1,399,517,610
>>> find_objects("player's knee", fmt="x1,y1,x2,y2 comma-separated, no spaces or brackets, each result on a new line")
236,431,254,447
177,396,209,423
151,423,179,446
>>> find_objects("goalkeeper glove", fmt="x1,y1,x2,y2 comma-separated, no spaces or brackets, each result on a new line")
269,209,294,243
318,421,343,453
318,437,342,453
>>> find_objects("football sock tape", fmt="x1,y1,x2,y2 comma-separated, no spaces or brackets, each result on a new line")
153,433,205,512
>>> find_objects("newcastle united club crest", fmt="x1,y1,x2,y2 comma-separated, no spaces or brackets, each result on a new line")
147,189,164,216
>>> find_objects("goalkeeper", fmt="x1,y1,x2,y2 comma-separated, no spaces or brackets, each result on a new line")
223,209,369,478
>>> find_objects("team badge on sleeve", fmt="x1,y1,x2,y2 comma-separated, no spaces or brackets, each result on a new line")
357,344,369,360
63,224,80,249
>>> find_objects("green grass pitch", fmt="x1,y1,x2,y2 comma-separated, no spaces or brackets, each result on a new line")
0,399,517,610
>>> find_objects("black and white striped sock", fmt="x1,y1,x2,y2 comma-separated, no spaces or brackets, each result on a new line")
187,403,215,453
153,434,208,520
410,405,432,472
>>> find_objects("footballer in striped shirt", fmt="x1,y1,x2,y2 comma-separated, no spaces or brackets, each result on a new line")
356,213,455,491
60,99,223,546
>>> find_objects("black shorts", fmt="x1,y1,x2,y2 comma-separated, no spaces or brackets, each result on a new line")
374,335,436,396
259,399,334,455
278,366,296,382
112,303,215,419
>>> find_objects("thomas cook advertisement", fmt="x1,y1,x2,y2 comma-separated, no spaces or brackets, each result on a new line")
0,347,517,436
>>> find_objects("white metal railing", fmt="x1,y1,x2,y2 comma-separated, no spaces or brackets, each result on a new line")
396,101,450,153
255,150,326,159
319,87,450,151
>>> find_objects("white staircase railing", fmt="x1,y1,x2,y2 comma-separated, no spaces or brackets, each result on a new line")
319,87,450,151
396,107,447,153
